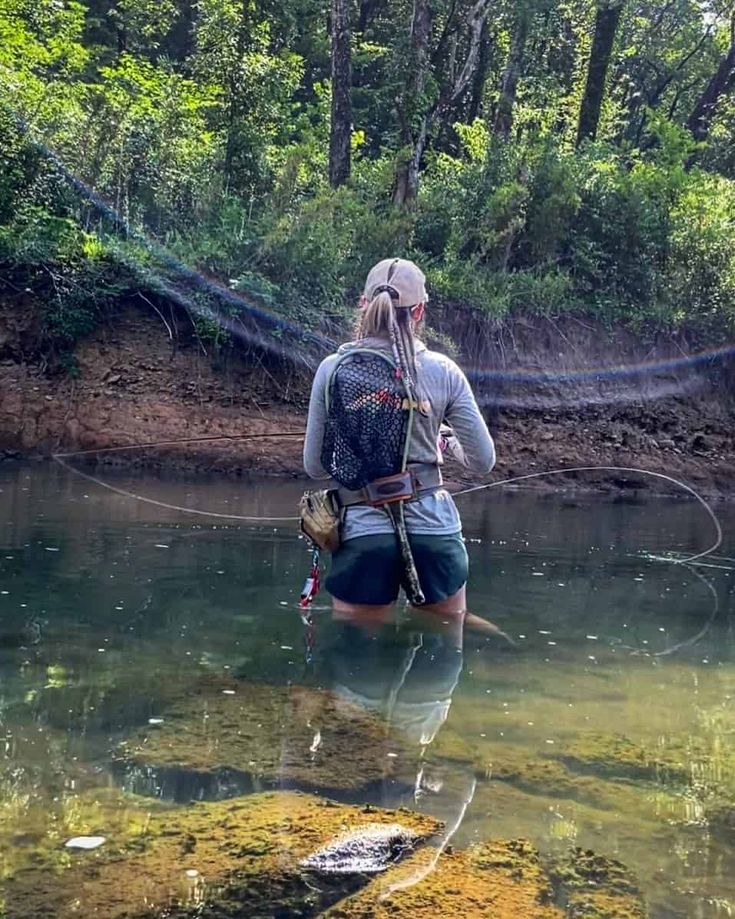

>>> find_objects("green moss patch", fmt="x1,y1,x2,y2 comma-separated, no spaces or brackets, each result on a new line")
553,733,691,784
2,790,440,919
115,677,410,798
321,838,564,919
548,847,647,918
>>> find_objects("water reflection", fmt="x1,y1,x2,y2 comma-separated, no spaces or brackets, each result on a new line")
314,608,479,845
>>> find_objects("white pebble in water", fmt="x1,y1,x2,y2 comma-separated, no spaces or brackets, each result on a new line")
65,836,106,850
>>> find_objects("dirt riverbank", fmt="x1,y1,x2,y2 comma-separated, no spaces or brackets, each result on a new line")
1,298,734,499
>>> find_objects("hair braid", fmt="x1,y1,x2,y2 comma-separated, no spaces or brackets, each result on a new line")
355,292,425,413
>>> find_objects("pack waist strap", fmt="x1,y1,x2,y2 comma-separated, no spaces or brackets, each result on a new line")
336,464,443,508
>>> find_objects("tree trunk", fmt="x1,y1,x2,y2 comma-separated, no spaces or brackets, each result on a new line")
394,0,493,204
467,20,491,123
329,0,352,187
224,0,251,184
493,12,529,140
357,0,385,34
576,0,624,146
686,41,735,143
394,120,429,206
393,0,433,206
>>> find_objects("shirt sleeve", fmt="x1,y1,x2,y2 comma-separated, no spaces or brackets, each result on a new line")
303,356,335,480
444,361,495,474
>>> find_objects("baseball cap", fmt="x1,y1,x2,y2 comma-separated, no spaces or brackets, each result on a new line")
363,258,428,308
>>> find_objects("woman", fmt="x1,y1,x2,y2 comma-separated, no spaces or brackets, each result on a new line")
303,257,495,621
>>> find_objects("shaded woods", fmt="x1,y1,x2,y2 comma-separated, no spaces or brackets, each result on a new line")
1,0,735,359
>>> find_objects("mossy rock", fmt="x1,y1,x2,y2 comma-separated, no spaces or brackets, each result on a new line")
2,790,441,919
553,733,690,785
425,742,684,823
705,801,735,842
114,677,411,799
548,847,647,918
322,838,565,918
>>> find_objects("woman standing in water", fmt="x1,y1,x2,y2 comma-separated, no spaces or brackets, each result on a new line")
303,257,495,619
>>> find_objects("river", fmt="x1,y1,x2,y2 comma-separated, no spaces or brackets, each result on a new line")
0,461,733,917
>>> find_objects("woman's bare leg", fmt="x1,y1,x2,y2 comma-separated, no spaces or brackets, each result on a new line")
411,587,513,643
331,596,395,627
414,586,466,616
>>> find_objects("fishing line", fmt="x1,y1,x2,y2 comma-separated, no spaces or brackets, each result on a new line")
53,431,306,459
53,446,723,565
453,466,723,565
620,563,719,658
377,776,477,902
4,107,337,366
52,454,296,522
7,111,726,561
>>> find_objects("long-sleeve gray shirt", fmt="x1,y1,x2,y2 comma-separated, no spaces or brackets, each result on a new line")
303,336,495,539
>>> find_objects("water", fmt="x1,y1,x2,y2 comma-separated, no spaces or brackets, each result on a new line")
1,461,734,917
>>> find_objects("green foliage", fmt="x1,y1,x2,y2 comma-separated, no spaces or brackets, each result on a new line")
0,118,134,359
0,202,132,350
1,0,734,354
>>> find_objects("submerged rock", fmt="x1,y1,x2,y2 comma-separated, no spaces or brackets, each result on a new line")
706,801,735,842
3,790,440,919
553,732,690,785
322,838,564,918
0,619,41,648
301,823,420,875
548,847,647,918
115,677,410,799
322,838,649,919
64,835,106,850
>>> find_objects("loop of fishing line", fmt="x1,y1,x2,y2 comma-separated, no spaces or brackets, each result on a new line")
53,431,306,459
52,452,296,522
452,466,723,565
53,443,724,567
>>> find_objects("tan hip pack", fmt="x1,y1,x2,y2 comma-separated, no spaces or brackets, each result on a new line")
299,489,341,552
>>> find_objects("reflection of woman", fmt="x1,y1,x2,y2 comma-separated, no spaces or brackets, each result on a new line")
326,608,464,749
321,607,477,848
303,258,495,619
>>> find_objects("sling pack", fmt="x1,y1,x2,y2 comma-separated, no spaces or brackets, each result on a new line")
300,348,426,605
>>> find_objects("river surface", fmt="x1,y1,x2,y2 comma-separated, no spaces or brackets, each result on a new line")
1,461,734,917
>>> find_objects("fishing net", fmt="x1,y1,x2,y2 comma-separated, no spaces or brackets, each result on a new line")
321,351,410,490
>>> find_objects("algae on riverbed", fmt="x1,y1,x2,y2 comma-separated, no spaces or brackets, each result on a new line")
321,838,648,919
114,676,409,798
2,790,441,919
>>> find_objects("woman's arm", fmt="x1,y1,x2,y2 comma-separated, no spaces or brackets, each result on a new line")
303,356,336,480
444,362,495,474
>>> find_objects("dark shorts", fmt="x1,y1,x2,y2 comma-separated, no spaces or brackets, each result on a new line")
325,533,469,606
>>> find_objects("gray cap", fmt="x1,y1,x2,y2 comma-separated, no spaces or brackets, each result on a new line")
363,258,428,308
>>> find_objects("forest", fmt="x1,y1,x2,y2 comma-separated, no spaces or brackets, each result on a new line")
1,0,735,358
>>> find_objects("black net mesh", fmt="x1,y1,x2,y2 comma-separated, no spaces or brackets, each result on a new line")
321,351,409,490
